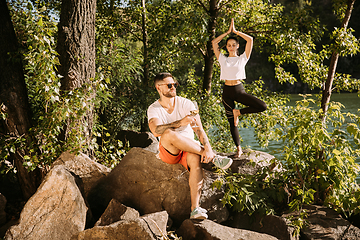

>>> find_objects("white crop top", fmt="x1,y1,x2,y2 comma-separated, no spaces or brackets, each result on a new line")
218,52,249,80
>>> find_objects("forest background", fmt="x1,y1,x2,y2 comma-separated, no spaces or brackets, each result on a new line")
1,0,360,234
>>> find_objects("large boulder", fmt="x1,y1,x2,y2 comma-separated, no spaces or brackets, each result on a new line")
0,193,6,226
199,170,229,223
227,212,298,240
5,165,87,240
177,219,279,240
342,225,360,240
94,199,140,227
87,147,227,225
283,205,360,240
72,211,168,240
52,151,111,198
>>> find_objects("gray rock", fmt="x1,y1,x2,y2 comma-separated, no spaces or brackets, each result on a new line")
228,212,298,240
5,165,87,240
95,199,140,226
202,149,278,175
0,193,6,226
232,149,277,174
52,151,111,198
141,211,168,238
199,170,229,223
0,220,18,239
177,219,279,240
283,205,360,240
87,147,227,225
342,224,360,240
72,211,168,240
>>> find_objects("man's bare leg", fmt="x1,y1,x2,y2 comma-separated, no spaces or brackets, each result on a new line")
160,128,204,156
160,129,205,211
186,153,203,211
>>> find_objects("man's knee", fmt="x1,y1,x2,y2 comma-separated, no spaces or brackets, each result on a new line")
187,153,201,168
161,128,177,141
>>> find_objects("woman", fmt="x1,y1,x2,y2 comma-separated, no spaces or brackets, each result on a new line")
212,18,267,158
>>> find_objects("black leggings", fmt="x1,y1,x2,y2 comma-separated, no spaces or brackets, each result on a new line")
222,83,267,147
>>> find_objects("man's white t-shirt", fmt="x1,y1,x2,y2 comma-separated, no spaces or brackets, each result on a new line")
218,52,249,80
147,96,196,140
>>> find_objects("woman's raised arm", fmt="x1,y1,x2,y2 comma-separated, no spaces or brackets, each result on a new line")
212,19,233,59
232,23,253,59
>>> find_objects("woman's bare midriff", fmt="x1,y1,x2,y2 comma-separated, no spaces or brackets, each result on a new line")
224,79,243,86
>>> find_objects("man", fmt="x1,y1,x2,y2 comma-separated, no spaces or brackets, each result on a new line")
147,72,233,219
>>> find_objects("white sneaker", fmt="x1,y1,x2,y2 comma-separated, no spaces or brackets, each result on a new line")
190,207,208,219
213,155,233,170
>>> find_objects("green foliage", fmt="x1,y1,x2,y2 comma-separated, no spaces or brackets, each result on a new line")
206,0,360,233
20,3,98,167
268,1,360,93
215,95,360,233
95,37,146,131
2,1,65,171
332,0,349,20
269,9,328,88
1,1,104,173
2,3,360,238
278,97,360,214
213,156,287,216
94,13,153,163
94,126,125,169
330,27,359,57
286,209,309,237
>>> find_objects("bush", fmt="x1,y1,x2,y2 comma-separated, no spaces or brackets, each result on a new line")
214,95,360,234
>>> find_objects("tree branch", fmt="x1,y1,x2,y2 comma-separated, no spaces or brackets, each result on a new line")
218,0,232,11
196,0,209,13
118,20,142,41
194,42,206,57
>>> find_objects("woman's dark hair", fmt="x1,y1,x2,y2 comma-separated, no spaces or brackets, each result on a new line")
224,36,240,56
226,36,239,45
154,72,173,86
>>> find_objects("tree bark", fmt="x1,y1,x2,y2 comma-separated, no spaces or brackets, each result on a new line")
142,0,149,86
0,0,41,199
202,0,218,94
321,0,355,122
57,0,97,157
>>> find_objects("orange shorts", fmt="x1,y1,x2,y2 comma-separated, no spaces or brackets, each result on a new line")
158,141,189,171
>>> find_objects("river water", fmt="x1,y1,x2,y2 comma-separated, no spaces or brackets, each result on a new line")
238,93,360,181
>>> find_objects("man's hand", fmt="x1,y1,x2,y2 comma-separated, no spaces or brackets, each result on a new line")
181,115,196,126
201,147,215,164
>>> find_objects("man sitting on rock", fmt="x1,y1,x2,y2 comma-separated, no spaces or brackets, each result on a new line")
147,72,233,219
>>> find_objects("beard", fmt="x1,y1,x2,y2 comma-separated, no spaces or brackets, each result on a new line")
162,89,176,98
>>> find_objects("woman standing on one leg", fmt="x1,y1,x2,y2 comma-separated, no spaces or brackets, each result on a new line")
212,18,267,158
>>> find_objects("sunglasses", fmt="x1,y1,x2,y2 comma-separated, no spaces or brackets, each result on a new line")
158,82,179,89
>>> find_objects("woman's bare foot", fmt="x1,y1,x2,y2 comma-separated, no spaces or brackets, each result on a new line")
233,109,241,127
234,146,243,158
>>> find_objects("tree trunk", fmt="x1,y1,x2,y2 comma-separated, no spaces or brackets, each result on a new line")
142,0,149,86
57,0,97,157
202,0,218,94
321,0,355,122
0,0,42,199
